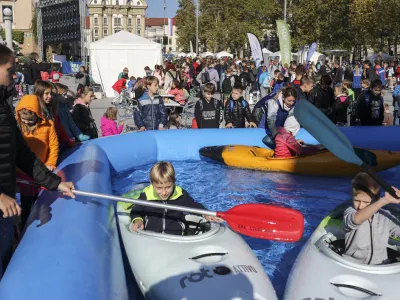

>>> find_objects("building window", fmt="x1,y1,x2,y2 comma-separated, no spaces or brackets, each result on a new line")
94,29,99,36
103,17,107,25
116,0,119,5
137,29,141,35
137,18,140,25
137,1,140,5
94,18,98,26
103,29,108,36
128,18,132,26
114,17,121,26
169,38,172,44
94,0,97,3
115,29,121,34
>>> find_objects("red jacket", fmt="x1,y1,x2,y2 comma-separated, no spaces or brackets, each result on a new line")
50,71,62,82
274,127,320,158
112,79,127,94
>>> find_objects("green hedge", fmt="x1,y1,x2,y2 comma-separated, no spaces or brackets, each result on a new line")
0,30,25,44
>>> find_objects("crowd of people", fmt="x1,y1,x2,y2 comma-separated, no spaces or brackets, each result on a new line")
2,46,400,277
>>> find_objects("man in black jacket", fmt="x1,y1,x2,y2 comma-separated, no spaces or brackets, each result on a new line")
0,45,75,276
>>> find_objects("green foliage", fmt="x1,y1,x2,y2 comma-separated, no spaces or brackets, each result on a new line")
175,0,400,55
175,0,196,51
0,30,24,44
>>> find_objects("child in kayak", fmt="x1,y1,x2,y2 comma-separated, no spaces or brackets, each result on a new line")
130,161,222,235
343,172,400,265
274,116,322,158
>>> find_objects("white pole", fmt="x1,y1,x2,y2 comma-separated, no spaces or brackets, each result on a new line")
196,0,199,55
284,0,287,23
3,8,13,50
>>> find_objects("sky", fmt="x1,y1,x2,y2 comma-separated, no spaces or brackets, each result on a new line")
146,0,179,18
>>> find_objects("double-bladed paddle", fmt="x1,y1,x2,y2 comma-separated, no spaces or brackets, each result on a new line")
294,99,399,198
16,179,305,242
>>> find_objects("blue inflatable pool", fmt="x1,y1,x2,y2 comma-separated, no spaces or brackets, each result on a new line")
0,127,399,300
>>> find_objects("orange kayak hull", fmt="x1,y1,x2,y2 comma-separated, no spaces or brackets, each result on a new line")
200,145,400,176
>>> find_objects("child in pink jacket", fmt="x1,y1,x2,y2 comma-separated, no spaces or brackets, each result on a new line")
101,107,124,136
168,79,186,105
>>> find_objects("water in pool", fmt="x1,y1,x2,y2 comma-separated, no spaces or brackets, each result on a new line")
112,160,400,299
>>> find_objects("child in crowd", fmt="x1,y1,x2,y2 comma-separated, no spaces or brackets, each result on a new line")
152,65,165,88
127,76,136,90
167,111,182,129
129,161,222,234
34,80,76,149
101,107,124,136
357,79,384,126
382,103,394,126
270,70,281,91
54,83,90,142
75,66,89,94
343,172,400,265
168,79,186,105
274,116,322,158
72,87,99,139
133,76,168,131
16,95,59,227
194,83,223,129
361,79,371,92
272,73,285,94
392,78,400,126
333,84,349,126
49,67,62,83
111,74,128,105
224,84,256,129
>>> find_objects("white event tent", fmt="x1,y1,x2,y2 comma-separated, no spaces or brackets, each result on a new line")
90,30,162,97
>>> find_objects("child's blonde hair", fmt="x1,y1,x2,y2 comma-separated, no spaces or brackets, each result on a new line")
335,85,348,97
104,107,118,120
352,172,380,201
361,79,371,88
18,109,38,134
150,161,176,184
342,79,352,89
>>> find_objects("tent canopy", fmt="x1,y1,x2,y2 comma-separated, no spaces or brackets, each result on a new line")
262,48,273,54
216,51,233,59
201,52,214,58
90,31,162,97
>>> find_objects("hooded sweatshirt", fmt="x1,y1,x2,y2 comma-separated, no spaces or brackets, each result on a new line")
333,94,349,124
16,95,59,168
274,116,320,158
343,206,400,265
100,116,123,137
72,98,99,139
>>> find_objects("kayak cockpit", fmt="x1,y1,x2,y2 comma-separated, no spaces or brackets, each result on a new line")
128,215,223,242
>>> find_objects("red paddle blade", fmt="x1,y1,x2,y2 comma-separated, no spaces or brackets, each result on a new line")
217,204,304,242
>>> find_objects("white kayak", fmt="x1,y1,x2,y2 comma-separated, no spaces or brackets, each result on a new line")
284,200,400,300
116,199,278,300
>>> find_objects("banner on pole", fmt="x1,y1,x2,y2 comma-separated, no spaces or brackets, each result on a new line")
247,33,263,67
306,42,318,65
190,40,194,54
168,18,173,37
276,20,291,66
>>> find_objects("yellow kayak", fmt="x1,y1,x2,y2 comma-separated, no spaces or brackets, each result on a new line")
199,145,400,176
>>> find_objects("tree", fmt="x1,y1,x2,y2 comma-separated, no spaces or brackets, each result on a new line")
175,0,196,51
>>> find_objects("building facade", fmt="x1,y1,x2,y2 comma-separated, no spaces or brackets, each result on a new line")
0,0,37,54
88,0,147,42
145,17,178,53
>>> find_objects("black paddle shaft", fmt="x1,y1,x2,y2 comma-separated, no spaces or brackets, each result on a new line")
361,163,400,199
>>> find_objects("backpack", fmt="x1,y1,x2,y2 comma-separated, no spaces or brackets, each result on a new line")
41,71,49,81
201,69,210,84
198,98,222,126
262,74,270,88
229,99,247,112
22,65,33,85
222,76,233,94
365,92,382,120
53,72,60,80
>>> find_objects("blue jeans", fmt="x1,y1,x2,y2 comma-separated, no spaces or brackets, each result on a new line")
395,111,399,126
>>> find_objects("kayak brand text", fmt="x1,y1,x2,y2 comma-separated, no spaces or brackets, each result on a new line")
180,265,257,289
